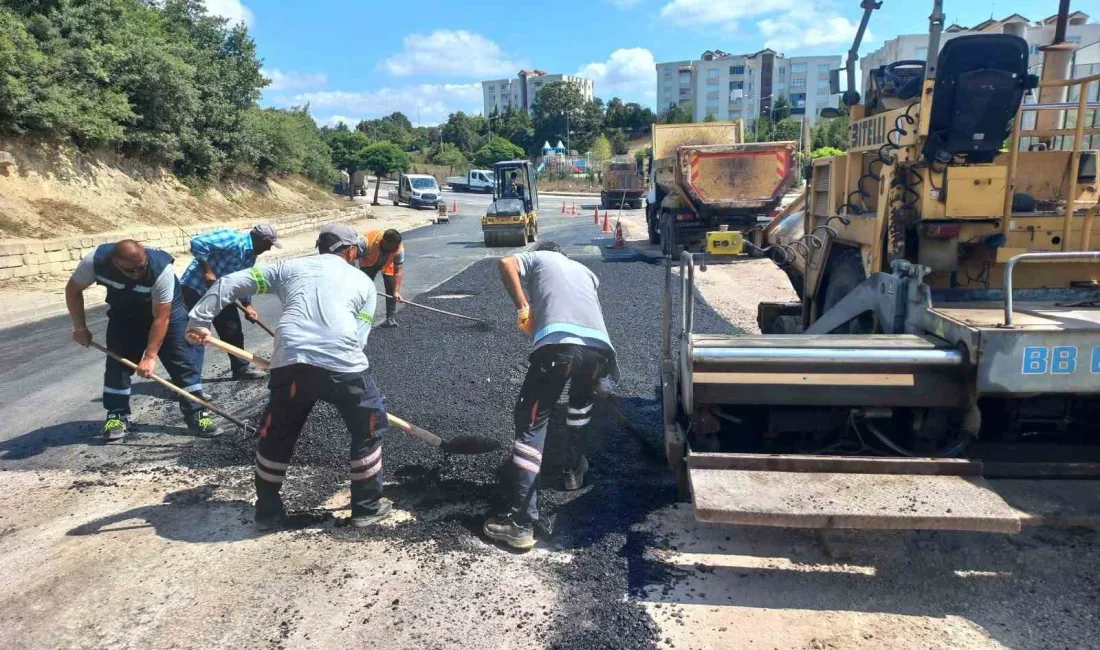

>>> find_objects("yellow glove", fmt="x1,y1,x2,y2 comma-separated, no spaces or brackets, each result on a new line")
517,306,534,335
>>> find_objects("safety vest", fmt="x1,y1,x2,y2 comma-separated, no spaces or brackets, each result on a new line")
92,244,182,313
358,230,404,275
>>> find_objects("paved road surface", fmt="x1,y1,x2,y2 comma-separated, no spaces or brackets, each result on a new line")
0,194,641,466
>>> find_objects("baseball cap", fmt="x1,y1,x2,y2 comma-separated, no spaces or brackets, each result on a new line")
317,223,359,253
251,224,282,248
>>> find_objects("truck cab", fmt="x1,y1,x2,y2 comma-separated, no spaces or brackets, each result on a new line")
388,174,442,209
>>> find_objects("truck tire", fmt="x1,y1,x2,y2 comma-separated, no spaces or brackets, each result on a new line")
647,208,660,245
819,248,875,334
660,211,677,258
393,200,399,206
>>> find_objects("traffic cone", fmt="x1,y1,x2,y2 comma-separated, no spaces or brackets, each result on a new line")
594,207,599,224
561,200,566,214
452,200,458,213
614,220,625,248
602,211,612,234
571,202,577,215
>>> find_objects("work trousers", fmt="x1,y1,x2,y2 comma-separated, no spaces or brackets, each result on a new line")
507,344,607,524
181,285,249,372
255,364,388,517
102,304,204,418
363,267,398,318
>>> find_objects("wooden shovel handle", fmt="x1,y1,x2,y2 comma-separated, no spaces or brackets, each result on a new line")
204,337,271,370
235,300,276,338
386,413,442,448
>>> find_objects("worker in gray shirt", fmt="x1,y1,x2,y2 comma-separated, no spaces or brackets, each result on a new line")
185,223,392,531
66,239,215,440
484,241,617,550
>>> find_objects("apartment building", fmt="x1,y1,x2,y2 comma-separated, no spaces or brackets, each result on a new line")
656,50,843,128
482,71,595,115
861,11,1100,90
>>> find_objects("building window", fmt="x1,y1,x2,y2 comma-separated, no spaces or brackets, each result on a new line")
779,67,786,75
707,68,719,79
791,63,807,73
792,107,805,115
776,82,786,90
915,47,928,59
1029,44,1039,55
791,78,806,88
817,79,828,88
818,64,831,72
729,65,745,75
730,111,742,119
817,95,829,104
679,72,691,85
706,107,719,116
729,81,743,90
707,97,719,107
664,71,671,78
789,92,806,108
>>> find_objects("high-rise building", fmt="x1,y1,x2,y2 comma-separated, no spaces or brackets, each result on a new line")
482,71,594,115
656,49,843,128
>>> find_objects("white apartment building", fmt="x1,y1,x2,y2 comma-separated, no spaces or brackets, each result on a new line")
482,70,594,115
656,50,843,128
861,11,1100,91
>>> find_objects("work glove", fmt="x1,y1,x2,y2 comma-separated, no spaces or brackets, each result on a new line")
516,306,534,335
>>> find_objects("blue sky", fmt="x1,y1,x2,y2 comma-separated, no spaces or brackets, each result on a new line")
201,0,1066,125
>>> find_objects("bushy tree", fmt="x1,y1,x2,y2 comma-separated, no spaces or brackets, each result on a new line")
772,96,792,122
473,136,525,167
611,131,629,155
660,102,692,124
441,111,483,157
362,141,410,205
811,146,845,159
531,81,587,154
590,135,611,161
242,106,337,184
772,117,801,142
430,142,467,167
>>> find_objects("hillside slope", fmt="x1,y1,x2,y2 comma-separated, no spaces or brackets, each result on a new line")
0,139,346,240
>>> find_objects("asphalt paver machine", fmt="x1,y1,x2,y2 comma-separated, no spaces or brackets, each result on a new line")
661,0,1100,533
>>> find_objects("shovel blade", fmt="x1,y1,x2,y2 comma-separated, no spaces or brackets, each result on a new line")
440,436,503,455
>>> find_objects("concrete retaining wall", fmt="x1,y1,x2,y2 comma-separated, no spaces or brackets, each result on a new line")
0,205,368,282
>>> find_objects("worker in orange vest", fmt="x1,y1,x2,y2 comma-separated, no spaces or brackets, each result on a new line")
357,229,405,328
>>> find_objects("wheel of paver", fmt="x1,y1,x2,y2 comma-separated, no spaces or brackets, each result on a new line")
484,232,494,247
515,231,528,247
528,225,538,243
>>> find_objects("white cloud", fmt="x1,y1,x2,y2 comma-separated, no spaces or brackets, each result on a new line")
202,0,253,26
281,83,485,126
379,30,522,78
262,68,329,92
759,8,869,52
658,0,794,29
577,48,657,101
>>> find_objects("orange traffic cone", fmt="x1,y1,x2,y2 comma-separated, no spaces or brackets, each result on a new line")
561,200,566,214
614,220,625,248
594,207,599,224
452,200,458,213
602,211,612,234
571,202,577,215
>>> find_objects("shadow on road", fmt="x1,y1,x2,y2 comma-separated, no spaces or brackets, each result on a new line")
0,420,199,461
66,485,270,543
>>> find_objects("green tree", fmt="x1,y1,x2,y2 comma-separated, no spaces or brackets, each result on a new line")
473,136,525,167
242,106,337,184
325,130,371,197
362,141,410,205
703,113,717,123
772,117,801,142
430,142,467,167
441,111,482,157
590,135,611,161
610,131,629,155
531,81,587,154
811,146,845,159
772,96,791,122
660,102,692,124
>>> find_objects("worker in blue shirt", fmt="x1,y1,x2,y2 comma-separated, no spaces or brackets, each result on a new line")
180,225,280,380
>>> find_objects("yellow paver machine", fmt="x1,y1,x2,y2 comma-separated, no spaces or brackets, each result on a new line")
662,0,1100,533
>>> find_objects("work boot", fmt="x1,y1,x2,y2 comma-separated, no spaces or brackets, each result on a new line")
350,498,394,527
185,411,220,437
232,366,266,380
254,500,288,532
562,456,589,492
101,414,128,442
483,515,535,550
378,317,399,329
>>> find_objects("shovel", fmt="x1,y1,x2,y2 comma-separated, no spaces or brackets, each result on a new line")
88,341,255,434
234,300,276,337
379,292,489,327
203,337,500,455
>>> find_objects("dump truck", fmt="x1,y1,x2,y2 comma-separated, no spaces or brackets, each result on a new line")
601,161,645,210
482,160,538,247
646,121,797,257
661,0,1100,534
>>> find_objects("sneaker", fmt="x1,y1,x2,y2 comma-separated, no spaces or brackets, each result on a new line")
483,515,535,550
378,317,398,329
232,366,266,380
349,498,394,527
101,414,128,441
185,411,220,437
562,456,589,492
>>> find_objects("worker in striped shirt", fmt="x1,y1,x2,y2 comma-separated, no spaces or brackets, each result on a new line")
180,225,280,380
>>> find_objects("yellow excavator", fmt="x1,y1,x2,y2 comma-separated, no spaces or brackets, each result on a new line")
662,0,1100,533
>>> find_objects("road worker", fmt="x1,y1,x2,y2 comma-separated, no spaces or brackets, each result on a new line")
186,224,391,531
484,241,617,550
180,224,280,380
65,239,216,440
356,228,405,328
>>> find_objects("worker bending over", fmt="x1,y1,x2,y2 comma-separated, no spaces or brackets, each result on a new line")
484,241,617,550
357,229,404,328
186,224,392,531
66,240,216,440
180,224,280,380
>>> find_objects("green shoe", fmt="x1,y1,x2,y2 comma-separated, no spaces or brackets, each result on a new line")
101,415,128,442
185,411,220,438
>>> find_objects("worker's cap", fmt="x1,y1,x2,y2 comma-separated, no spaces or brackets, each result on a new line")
250,224,282,248
317,223,359,253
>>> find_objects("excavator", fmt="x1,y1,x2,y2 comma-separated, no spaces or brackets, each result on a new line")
661,0,1100,533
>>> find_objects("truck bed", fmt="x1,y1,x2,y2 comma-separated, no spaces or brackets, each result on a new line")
655,141,796,215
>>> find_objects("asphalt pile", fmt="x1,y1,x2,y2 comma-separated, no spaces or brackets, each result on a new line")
174,255,737,649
